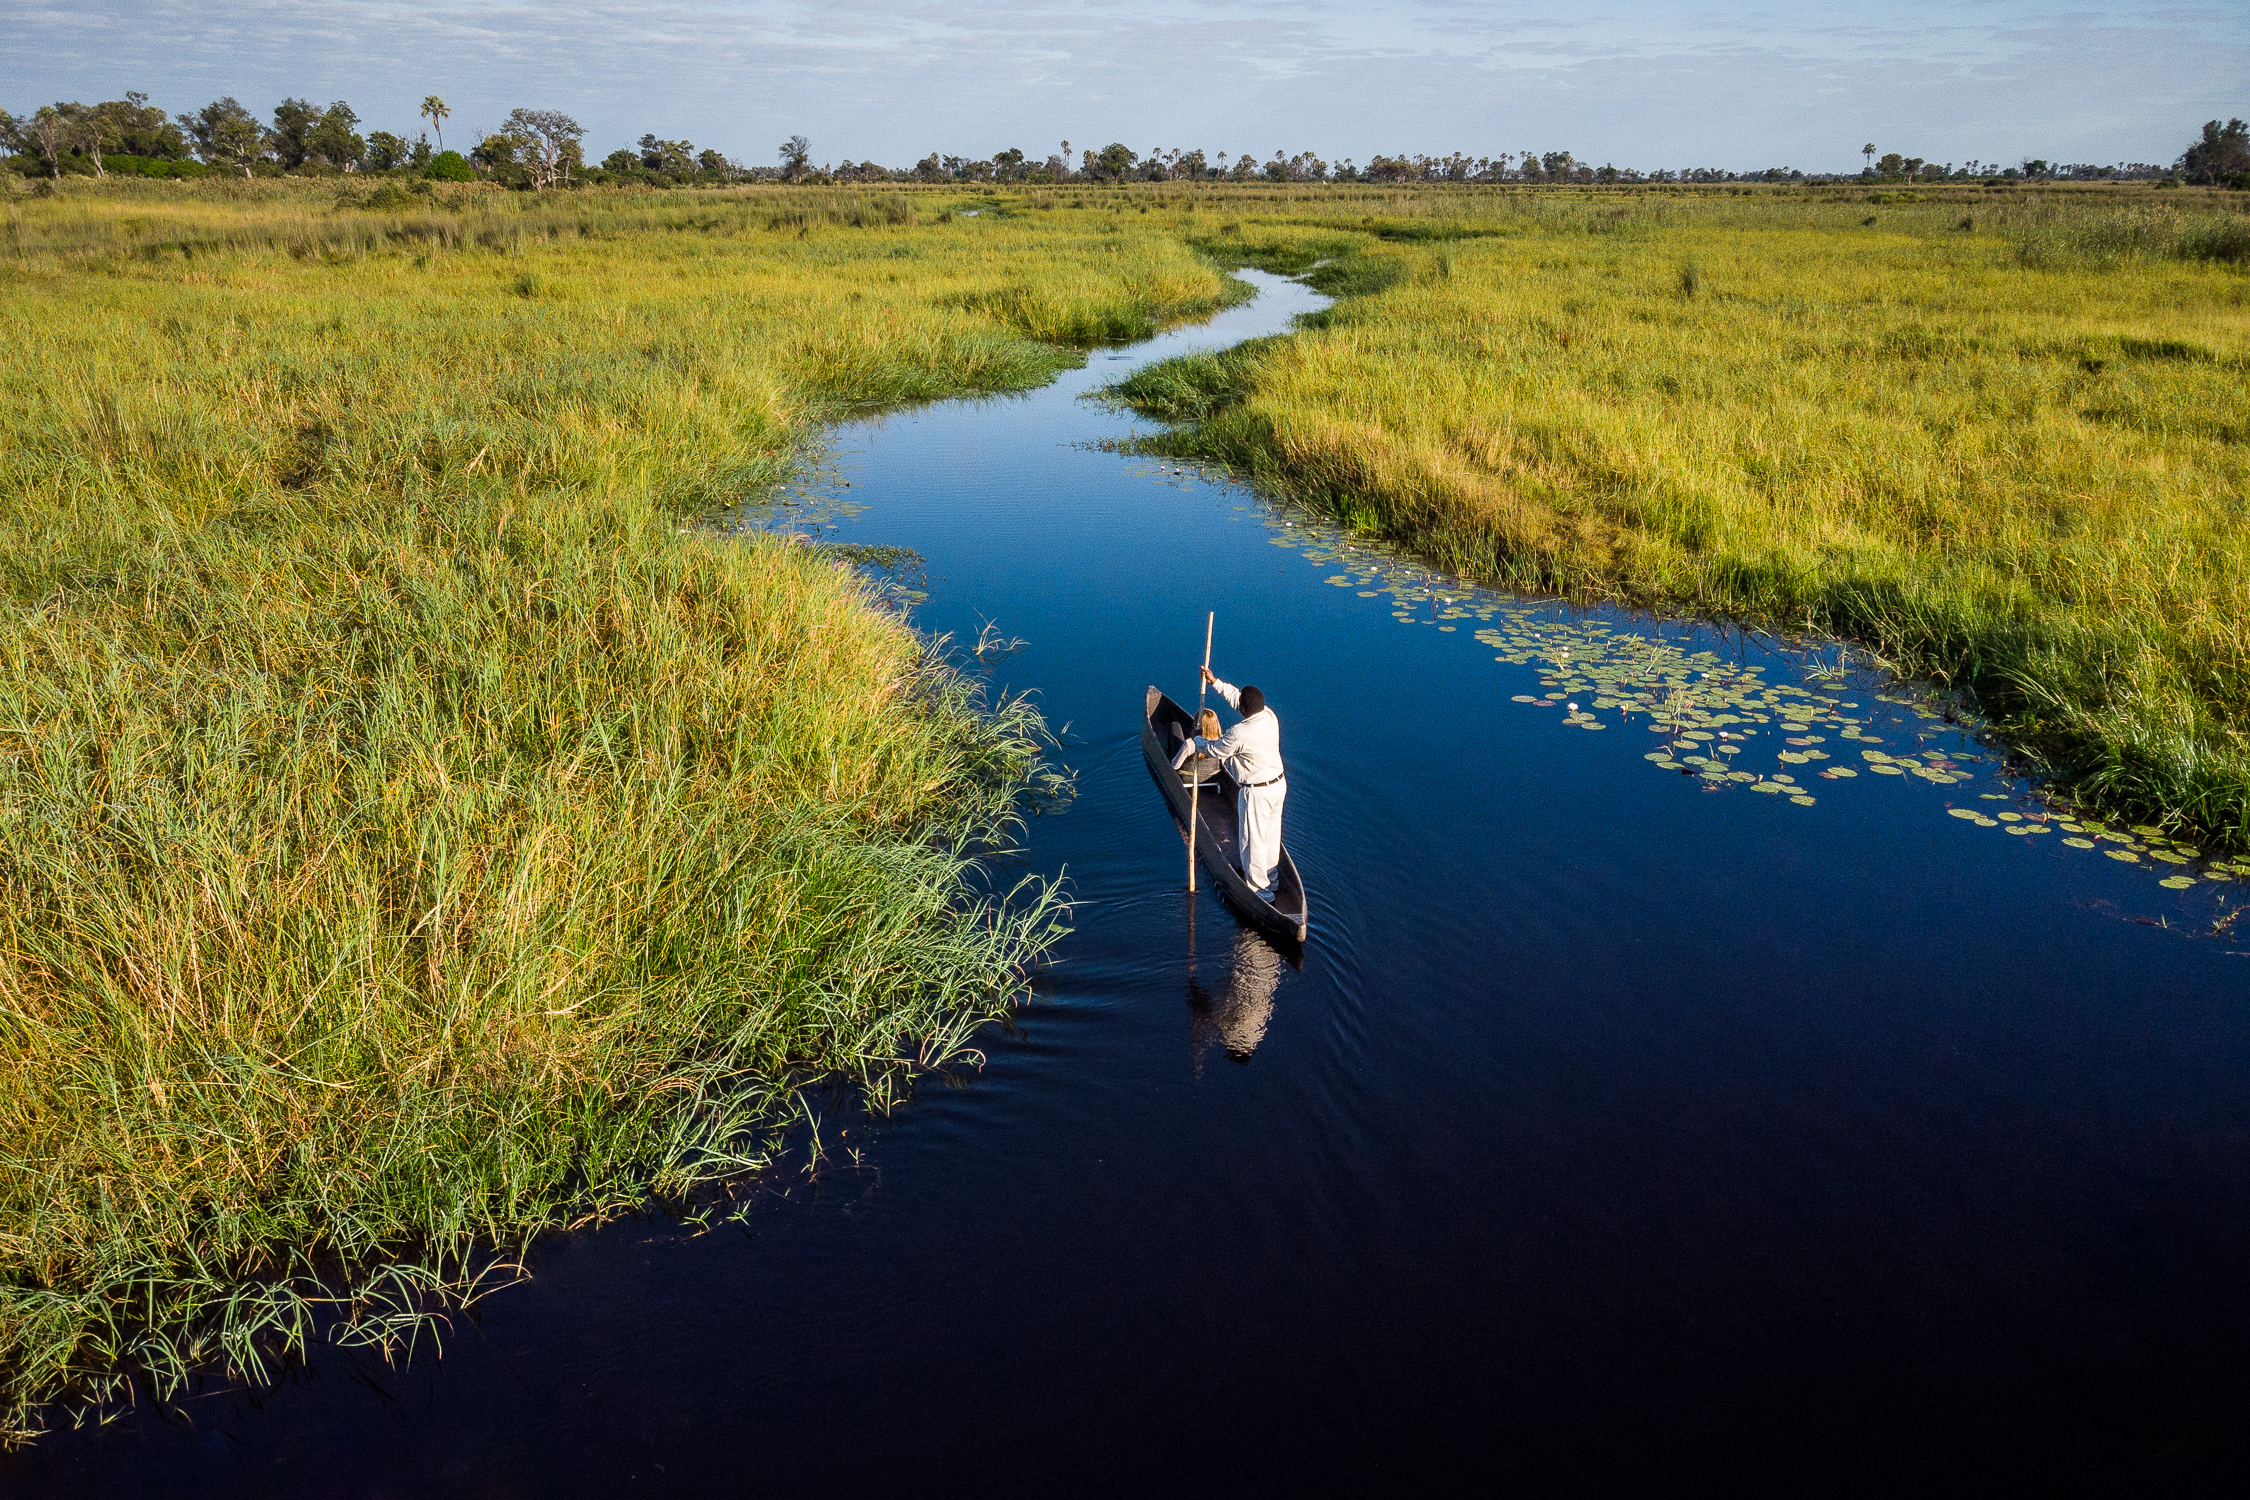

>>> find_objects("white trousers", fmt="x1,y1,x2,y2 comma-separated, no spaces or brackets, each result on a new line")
1237,779,1286,892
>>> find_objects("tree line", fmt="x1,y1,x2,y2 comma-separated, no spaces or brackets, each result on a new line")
5,91,2243,192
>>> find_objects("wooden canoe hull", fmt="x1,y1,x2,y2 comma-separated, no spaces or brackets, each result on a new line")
1142,685,1309,945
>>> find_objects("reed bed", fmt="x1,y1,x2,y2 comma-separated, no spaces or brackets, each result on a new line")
0,183,1245,1434
1114,190,2250,845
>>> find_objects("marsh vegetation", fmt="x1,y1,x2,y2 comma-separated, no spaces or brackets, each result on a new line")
0,178,1245,1434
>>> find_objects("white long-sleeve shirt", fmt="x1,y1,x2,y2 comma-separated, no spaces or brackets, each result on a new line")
1194,680,1284,786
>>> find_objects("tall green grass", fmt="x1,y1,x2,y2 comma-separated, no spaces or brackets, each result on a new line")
0,180,1246,1435
1115,191,2250,846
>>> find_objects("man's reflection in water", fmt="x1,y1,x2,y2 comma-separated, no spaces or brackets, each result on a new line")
1189,928,1286,1070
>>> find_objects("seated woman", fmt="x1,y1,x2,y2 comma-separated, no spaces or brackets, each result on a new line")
1170,708,1226,784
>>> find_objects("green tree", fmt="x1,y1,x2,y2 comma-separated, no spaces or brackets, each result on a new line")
270,98,322,168
54,102,117,178
779,134,811,181
1087,142,1136,182
307,102,364,169
425,149,474,182
99,93,188,159
180,97,268,176
421,96,449,152
640,134,696,174
1862,142,1876,172
2179,118,2249,184
363,131,410,171
470,131,521,182
501,108,584,190
18,106,72,176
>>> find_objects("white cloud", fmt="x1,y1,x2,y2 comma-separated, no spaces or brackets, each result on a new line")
1,2,2241,170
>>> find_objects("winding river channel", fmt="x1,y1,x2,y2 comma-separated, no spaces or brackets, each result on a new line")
14,274,2250,1490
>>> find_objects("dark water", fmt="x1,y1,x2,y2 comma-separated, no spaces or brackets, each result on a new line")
13,275,2250,1492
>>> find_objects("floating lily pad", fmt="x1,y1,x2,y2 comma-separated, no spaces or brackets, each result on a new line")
1870,764,1905,775
2105,850,2140,862
1948,808,1983,821
2159,875,2197,890
2063,837,2096,848
1790,795,1817,806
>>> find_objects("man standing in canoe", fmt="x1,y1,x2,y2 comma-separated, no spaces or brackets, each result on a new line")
1192,666,1286,898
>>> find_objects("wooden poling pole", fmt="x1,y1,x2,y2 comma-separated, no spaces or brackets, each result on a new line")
1188,611,1214,892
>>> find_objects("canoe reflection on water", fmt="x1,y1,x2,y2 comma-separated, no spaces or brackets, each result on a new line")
1189,926,1289,1068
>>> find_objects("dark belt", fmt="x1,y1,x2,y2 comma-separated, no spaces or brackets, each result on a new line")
1244,773,1286,789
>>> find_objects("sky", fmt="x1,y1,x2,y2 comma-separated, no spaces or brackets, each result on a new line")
4,2,2244,173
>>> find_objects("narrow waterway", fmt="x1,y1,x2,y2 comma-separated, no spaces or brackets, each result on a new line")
13,274,2250,1490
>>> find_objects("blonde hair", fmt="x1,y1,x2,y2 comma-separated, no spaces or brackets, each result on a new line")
1197,708,1221,738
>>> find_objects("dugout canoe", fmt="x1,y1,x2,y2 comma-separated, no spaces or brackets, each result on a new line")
1143,685,1309,945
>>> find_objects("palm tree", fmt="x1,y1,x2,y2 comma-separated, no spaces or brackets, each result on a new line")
1862,142,1876,173
422,95,450,152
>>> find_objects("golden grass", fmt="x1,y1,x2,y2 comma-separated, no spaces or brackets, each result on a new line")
0,177,1244,1433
